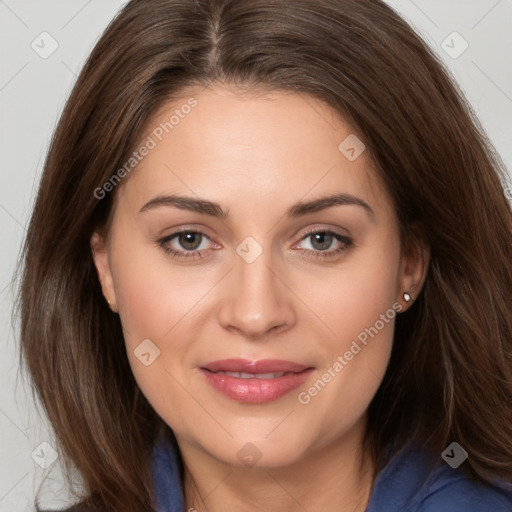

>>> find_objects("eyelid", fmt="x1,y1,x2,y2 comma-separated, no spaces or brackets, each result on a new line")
158,223,217,240
293,225,350,241
290,224,350,245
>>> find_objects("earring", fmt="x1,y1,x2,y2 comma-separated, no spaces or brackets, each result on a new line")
403,292,412,303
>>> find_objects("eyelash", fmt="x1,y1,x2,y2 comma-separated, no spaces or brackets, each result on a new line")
159,228,353,261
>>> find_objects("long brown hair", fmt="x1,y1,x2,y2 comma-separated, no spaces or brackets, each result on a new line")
18,0,512,510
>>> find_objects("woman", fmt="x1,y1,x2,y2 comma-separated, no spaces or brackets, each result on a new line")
18,0,512,510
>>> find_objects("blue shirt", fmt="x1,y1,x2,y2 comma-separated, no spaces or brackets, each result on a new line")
151,438,512,511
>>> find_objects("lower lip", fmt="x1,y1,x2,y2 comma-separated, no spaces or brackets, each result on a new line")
200,368,314,403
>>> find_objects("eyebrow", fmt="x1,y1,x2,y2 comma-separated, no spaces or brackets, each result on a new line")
139,193,375,219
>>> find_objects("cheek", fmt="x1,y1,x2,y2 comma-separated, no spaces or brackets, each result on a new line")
293,229,400,352
109,230,224,410
291,232,400,423
109,241,203,430
111,229,212,344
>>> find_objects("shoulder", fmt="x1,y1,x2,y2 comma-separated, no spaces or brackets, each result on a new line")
366,442,512,512
415,465,512,511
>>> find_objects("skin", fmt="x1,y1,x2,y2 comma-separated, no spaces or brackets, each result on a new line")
91,85,429,512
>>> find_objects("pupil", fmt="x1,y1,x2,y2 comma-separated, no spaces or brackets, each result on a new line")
179,232,201,250
312,233,332,251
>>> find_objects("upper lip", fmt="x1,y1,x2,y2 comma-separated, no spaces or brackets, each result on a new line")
201,358,312,373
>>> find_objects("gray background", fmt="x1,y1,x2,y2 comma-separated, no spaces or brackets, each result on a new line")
1,1,511,510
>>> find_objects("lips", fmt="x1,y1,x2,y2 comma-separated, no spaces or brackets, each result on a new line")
200,358,314,403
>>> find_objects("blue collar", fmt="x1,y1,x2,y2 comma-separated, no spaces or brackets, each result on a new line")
151,438,512,512
151,437,185,512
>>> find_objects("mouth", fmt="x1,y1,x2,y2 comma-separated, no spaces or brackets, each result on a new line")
199,359,314,403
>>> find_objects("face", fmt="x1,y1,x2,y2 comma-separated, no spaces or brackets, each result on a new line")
91,85,427,469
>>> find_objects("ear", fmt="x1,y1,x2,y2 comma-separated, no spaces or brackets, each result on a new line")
90,231,118,312
397,237,430,311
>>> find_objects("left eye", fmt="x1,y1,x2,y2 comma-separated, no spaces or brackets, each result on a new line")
298,231,338,251
159,230,215,259
294,230,352,257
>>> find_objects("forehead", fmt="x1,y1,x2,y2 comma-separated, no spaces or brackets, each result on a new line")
114,85,391,218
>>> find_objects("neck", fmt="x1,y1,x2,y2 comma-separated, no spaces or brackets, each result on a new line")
180,419,375,512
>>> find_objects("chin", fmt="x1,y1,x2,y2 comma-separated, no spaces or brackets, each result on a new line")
200,429,315,469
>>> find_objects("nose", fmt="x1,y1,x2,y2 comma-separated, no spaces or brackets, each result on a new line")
217,251,297,340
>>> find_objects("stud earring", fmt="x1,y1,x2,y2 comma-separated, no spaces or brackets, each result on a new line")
403,292,412,303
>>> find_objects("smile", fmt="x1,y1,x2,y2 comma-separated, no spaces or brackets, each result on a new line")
199,359,314,403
